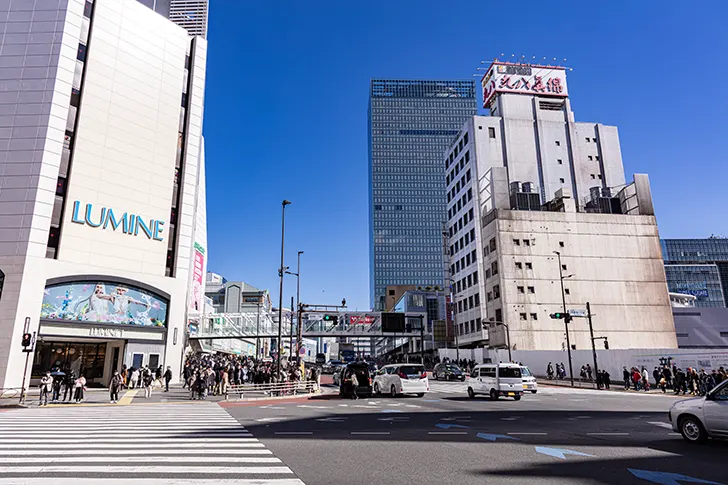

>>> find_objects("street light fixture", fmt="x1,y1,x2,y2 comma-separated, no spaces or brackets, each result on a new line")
553,250,574,386
276,200,291,377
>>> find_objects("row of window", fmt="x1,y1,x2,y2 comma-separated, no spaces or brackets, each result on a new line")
445,133,469,169
454,270,479,295
458,318,482,336
450,228,476,256
448,187,472,219
456,291,481,313
451,249,477,275
446,150,470,186
449,208,474,237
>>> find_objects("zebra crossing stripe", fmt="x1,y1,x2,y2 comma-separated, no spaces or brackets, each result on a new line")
0,480,305,485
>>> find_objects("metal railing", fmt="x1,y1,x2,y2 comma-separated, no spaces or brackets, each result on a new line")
226,380,318,400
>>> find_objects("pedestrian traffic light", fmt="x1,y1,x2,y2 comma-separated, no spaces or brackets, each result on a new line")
549,312,573,323
323,314,338,324
21,332,31,348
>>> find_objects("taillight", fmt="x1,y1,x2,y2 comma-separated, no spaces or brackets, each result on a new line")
398,372,407,379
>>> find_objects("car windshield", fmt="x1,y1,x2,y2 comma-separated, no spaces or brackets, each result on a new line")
399,365,424,375
520,367,532,377
443,365,461,372
499,367,522,378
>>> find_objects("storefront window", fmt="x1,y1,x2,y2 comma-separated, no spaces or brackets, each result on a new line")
40,281,168,327
32,341,106,380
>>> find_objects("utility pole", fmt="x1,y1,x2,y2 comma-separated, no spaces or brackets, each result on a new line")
276,200,291,377
289,295,294,359
419,315,425,366
554,251,574,387
587,301,599,389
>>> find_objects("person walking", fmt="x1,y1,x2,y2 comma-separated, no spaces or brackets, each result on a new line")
63,371,76,402
586,364,593,382
129,367,139,390
221,367,229,397
143,371,153,399
110,371,123,404
73,375,86,403
164,366,173,392
546,362,554,380
641,367,650,391
622,366,630,391
350,370,359,400
51,373,62,403
39,371,53,406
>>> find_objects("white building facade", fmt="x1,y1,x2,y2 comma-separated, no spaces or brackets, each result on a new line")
0,0,207,388
444,61,677,351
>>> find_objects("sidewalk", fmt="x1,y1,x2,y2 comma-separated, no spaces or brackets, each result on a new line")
537,377,675,396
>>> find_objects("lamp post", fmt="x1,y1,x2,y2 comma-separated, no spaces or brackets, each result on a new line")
285,251,303,361
553,250,574,387
491,321,511,363
276,200,291,377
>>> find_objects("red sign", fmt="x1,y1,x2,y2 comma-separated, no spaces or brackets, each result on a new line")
350,316,375,325
190,247,204,311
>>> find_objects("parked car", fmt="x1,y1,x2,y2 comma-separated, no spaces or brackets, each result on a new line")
432,363,465,381
467,363,523,400
520,366,538,394
339,362,373,398
669,378,728,443
332,363,348,386
373,364,428,397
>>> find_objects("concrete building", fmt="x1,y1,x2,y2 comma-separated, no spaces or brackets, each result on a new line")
661,238,728,307
443,61,677,351
0,0,207,388
369,80,477,310
136,0,208,38
673,307,728,348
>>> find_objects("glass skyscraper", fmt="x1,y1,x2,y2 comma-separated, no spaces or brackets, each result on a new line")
661,238,728,307
368,80,477,310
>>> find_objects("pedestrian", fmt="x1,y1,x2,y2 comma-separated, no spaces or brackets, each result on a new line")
653,367,661,388
622,366,630,390
51,373,62,403
659,376,667,394
602,370,611,389
39,371,53,406
143,371,153,398
586,364,592,381
350,370,359,400
63,370,75,402
547,362,554,380
164,366,173,392
110,371,123,403
641,367,650,391
73,375,86,403
130,367,139,389
221,367,229,397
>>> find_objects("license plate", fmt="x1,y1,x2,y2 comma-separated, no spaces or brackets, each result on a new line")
507,392,515,396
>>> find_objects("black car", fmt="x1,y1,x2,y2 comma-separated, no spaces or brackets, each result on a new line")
338,363,373,398
432,363,466,381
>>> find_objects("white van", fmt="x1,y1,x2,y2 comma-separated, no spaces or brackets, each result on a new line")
467,363,524,400
373,364,428,397
521,366,538,394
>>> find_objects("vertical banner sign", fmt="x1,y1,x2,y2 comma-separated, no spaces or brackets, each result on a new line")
190,243,205,311
445,296,454,343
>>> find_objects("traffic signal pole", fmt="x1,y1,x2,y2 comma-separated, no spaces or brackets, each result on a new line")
587,302,600,389
555,251,574,387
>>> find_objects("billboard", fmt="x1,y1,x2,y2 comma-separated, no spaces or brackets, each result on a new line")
481,62,568,108
41,281,168,327
350,315,376,325
190,243,205,311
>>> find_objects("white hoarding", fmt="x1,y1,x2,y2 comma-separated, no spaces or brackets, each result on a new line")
481,62,568,108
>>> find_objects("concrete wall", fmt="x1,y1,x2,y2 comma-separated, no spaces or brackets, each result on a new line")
673,307,728,348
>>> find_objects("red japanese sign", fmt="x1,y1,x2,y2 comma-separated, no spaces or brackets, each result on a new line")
350,315,376,325
481,62,568,108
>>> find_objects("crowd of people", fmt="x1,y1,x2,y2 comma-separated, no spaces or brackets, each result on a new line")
37,369,87,405
181,353,320,400
623,365,727,395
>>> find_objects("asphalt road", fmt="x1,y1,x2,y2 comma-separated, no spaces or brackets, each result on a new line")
222,381,728,485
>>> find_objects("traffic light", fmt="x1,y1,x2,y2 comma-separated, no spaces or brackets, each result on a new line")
323,314,339,324
603,338,609,350
21,332,31,348
549,312,573,323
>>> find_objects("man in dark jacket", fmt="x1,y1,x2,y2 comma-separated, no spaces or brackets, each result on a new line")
164,366,173,392
109,371,123,404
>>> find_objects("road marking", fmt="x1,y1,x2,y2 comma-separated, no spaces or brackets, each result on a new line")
442,416,471,421
378,417,409,422
117,390,138,405
648,421,672,429
0,466,294,474
0,449,274,456
476,433,519,442
586,432,629,436
5,443,266,449
0,456,282,464
255,417,285,422
508,432,547,435
380,409,403,413
428,431,467,435
0,437,257,444
274,432,313,435
535,446,594,459
315,417,347,422
0,480,306,485
350,431,390,435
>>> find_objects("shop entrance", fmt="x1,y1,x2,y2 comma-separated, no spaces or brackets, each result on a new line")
32,341,107,384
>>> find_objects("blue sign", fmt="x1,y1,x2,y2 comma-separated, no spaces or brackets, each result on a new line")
71,201,165,242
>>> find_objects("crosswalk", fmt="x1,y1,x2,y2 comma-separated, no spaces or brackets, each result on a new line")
0,403,304,484
427,381,469,395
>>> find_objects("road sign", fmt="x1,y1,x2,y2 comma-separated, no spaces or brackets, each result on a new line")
569,309,587,317
350,315,375,325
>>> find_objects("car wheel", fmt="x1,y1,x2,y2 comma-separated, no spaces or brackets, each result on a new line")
514,395,521,401
374,383,380,395
531,390,537,394
679,415,708,443
467,387,475,399
390,385,397,397
416,393,424,398
489,388,498,401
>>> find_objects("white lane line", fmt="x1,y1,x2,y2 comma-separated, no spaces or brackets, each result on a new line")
586,432,630,436
2,432,252,437
0,449,273,456
0,480,305,485
507,432,547,435
428,431,467,435
6,443,265,449
350,432,390,435
0,438,256,444
0,457,282,464
0,466,294,474
648,421,673,429
274,432,313,435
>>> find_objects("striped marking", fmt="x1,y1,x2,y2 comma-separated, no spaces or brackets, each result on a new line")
0,466,293,474
0,456,282,463
0,480,305,485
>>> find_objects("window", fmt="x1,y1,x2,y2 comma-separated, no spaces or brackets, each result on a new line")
474,293,480,306
470,229,475,240
527,286,535,294
557,159,563,165
530,313,538,320
592,138,597,142
471,249,477,262
523,239,531,247
559,241,565,248
464,133,469,144
485,268,491,279
465,254,470,265
513,239,520,246
374,205,382,210
559,178,565,183
487,292,492,302
585,137,590,143
519,313,527,321
458,301,463,312
491,261,498,275
493,285,500,299
555,141,561,146
488,127,496,138
464,233,469,244
562,264,567,271
469,296,474,308
467,275,472,287
595,155,600,161
489,238,496,252
517,286,525,293
466,170,471,182
588,155,593,161
473,271,478,284
564,288,570,295
515,262,522,269
77,43,87,62
495,308,502,321
83,0,93,17
591,174,596,179
479,126,482,130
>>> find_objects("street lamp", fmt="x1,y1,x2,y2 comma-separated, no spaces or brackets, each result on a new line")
277,200,291,377
553,250,575,386
491,321,512,363
285,250,303,361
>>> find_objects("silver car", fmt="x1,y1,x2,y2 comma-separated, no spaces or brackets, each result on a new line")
669,378,728,443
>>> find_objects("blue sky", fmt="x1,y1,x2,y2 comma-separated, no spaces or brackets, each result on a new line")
202,0,728,311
